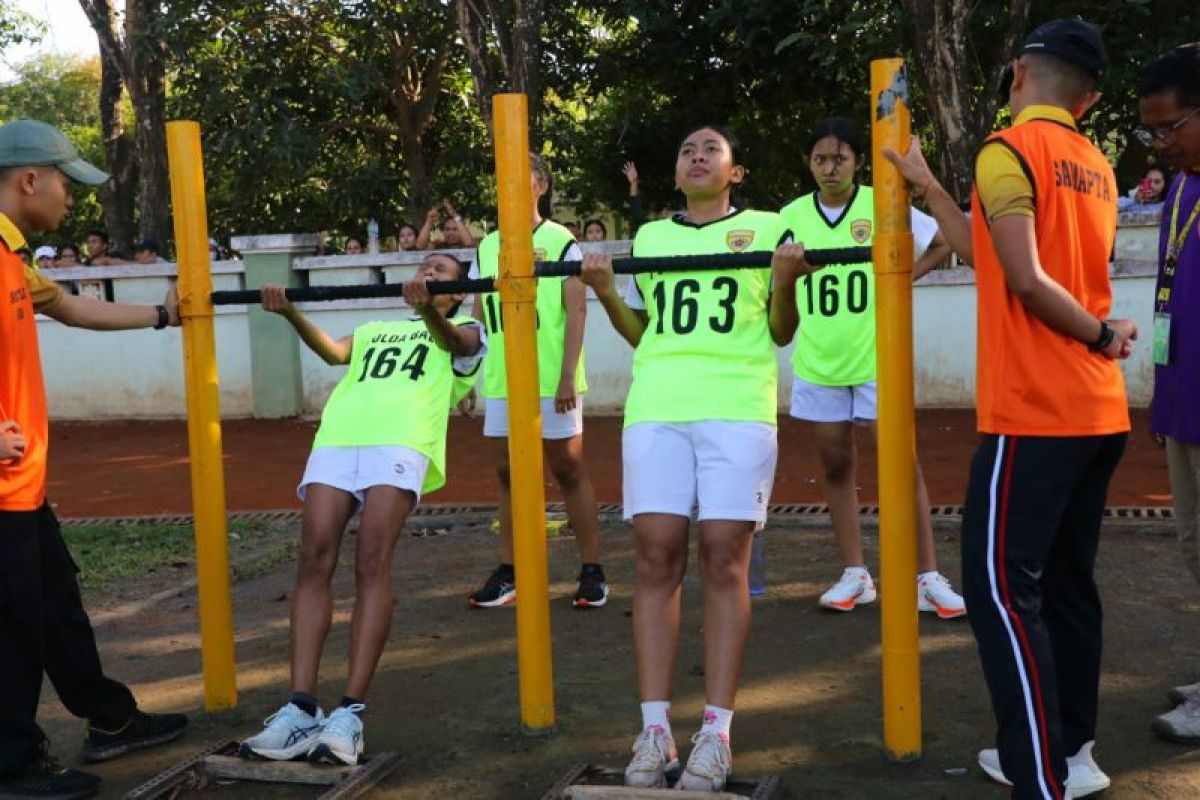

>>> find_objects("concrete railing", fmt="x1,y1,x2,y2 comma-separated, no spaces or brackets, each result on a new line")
35,215,1163,419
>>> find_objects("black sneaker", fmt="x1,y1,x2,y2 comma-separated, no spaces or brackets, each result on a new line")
81,710,188,763
468,565,516,608
0,743,99,799
573,564,608,609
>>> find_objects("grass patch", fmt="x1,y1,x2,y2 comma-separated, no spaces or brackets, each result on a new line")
63,518,280,591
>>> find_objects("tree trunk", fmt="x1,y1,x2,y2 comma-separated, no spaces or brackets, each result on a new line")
79,0,171,252
455,0,499,129
511,0,543,141
453,0,544,139
902,0,1031,203
94,11,135,252
126,0,170,248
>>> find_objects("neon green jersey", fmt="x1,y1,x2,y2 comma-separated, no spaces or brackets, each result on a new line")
780,185,877,386
312,315,482,494
474,220,587,399
624,210,788,426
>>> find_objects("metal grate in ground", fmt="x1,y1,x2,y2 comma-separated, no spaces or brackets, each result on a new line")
58,502,1173,527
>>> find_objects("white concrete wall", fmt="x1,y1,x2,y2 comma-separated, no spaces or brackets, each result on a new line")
35,218,1162,419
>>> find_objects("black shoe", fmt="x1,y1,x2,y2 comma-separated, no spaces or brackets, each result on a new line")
468,565,516,608
81,710,188,763
0,743,99,799
573,564,608,609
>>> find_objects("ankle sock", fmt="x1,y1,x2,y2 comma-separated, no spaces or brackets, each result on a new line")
917,569,940,582
700,705,733,741
339,696,364,714
289,691,319,717
640,700,672,736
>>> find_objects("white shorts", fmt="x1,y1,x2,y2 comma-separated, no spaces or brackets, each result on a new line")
622,421,777,526
789,377,878,423
483,396,584,440
297,446,430,509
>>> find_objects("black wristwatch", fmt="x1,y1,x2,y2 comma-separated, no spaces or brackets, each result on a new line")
1088,320,1114,352
153,304,169,330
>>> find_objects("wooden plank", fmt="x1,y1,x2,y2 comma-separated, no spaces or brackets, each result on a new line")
202,755,352,786
565,787,744,800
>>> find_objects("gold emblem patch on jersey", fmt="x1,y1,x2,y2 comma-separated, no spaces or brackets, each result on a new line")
726,230,755,252
534,248,547,262
850,219,872,244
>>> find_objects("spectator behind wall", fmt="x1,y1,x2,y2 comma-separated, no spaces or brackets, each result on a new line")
398,223,418,251
584,219,607,241
84,229,128,265
1119,164,1170,212
416,199,474,250
133,240,165,264
33,245,55,268
344,236,364,255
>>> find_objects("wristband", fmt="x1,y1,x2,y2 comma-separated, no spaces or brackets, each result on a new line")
153,304,169,330
1088,320,1113,352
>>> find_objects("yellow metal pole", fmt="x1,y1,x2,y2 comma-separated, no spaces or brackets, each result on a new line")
870,58,921,761
493,94,556,734
166,121,237,711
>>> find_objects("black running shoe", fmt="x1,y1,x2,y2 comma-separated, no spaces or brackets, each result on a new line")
81,710,188,763
0,743,99,799
573,563,608,609
468,565,516,608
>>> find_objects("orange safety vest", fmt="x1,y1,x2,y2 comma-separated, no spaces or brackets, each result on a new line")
970,117,1130,436
0,223,50,511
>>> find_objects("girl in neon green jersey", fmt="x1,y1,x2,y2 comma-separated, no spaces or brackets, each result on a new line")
240,253,483,767
771,116,964,619
582,124,810,792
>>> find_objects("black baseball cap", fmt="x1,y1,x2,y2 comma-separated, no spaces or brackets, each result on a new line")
999,18,1107,98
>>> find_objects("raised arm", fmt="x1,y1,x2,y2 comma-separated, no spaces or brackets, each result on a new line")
578,252,647,347
260,284,352,365
883,138,973,264
416,207,438,250
768,243,813,346
403,278,482,357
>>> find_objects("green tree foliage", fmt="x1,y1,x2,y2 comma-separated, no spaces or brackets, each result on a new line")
0,0,44,51
0,54,108,250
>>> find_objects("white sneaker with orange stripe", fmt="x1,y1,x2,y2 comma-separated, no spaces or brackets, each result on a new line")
819,568,876,611
917,571,966,619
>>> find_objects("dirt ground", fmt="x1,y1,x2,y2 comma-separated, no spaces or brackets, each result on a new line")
35,514,1200,799
46,409,1171,518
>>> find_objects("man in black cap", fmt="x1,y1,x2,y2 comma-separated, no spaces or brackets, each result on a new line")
885,19,1133,799
0,119,188,799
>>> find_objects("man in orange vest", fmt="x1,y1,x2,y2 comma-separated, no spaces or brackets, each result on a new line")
885,20,1135,799
0,120,188,799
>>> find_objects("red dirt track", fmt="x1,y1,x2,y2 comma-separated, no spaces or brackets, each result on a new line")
47,409,1170,518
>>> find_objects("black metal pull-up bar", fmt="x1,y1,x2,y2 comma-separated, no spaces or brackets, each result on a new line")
210,246,872,305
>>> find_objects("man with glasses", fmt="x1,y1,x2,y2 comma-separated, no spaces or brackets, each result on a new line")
1138,42,1200,746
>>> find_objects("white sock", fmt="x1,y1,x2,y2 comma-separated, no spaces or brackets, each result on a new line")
640,701,672,735
845,565,870,579
699,705,733,741
917,570,939,583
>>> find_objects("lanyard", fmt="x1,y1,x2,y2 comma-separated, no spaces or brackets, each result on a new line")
1158,175,1200,311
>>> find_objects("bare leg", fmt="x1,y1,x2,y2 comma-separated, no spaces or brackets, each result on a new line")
813,421,864,567
698,520,755,709
633,514,690,702
291,485,356,694
493,437,515,564
344,486,414,700
545,435,601,563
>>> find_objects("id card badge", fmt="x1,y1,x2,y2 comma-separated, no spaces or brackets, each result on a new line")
1153,311,1172,366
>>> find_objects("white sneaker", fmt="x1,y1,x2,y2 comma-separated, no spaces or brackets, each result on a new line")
978,741,1110,797
677,731,732,792
309,704,365,765
238,702,324,760
1154,695,1200,744
1167,680,1200,706
819,568,876,611
917,572,966,619
624,726,679,789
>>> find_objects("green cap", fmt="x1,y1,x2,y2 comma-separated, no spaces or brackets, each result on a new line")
0,119,108,185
